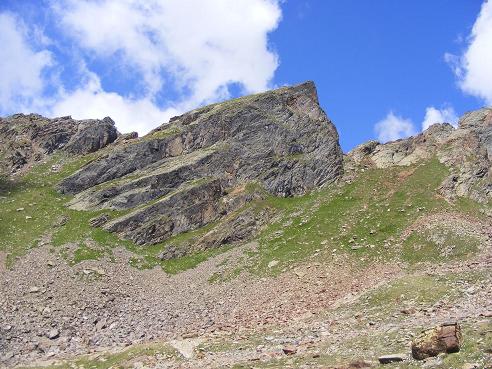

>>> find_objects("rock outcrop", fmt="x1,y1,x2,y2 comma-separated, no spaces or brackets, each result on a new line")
0,114,118,174
348,108,492,203
58,81,343,248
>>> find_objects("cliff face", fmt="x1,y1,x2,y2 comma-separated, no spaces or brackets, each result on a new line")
50,82,344,246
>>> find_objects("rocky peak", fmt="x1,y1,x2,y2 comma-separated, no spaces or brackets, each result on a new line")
0,113,118,174
58,81,343,248
347,107,492,203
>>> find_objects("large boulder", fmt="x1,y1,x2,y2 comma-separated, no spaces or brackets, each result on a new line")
59,81,344,248
411,323,462,360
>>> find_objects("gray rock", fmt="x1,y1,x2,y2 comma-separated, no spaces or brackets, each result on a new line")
0,114,118,173
89,214,110,228
47,328,60,340
378,354,406,364
57,82,343,250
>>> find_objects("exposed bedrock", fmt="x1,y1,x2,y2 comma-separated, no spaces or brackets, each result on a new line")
0,114,118,173
347,107,492,203
59,81,344,247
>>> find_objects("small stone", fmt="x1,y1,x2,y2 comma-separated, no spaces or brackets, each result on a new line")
25,215,32,220
378,354,406,364
53,215,69,227
95,319,107,331
282,345,297,355
401,307,417,315
294,270,305,278
51,164,61,172
47,328,60,339
29,286,41,293
268,260,279,268
16,207,25,211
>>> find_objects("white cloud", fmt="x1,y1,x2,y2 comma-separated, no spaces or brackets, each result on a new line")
374,112,417,143
0,13,53,112
1,1,282,135
51,72,178,134
421,106,459,130
53,0,281,108
448,0,492,104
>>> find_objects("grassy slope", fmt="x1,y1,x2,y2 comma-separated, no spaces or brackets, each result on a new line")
4,153,490,368
0,153,231,272
1,153,486,271
226,157,485,277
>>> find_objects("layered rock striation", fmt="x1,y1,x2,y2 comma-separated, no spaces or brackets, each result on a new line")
58,81,344,246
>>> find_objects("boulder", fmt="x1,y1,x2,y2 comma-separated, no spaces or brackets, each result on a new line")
411,322,462,360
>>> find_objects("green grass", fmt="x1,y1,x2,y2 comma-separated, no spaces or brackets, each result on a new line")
0,153,110,265
402,226,480,264
0,153,234,270
145,125,182,140
72,244,106,264
334,267,488,323
242,158,464,275
0,152,485,275
19,342,179,369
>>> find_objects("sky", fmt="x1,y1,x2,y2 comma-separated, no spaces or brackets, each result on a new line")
0,0,491,151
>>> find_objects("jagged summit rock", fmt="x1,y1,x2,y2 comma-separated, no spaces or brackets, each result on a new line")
59,81,344,247
347,107,492,203
0,113,118,173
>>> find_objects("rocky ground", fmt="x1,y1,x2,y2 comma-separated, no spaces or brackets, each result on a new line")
1,83,491,368
0,214,490,368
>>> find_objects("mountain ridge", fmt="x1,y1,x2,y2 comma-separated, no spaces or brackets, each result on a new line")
0,82,491,368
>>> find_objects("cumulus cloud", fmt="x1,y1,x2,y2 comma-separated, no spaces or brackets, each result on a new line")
0,13,53,112
51,72,179,134
374,112,417,143
1,0,282,135
447,0,492,104
53,0,281,108
421,106,458,130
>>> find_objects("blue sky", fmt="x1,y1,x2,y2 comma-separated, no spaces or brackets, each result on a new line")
1,1,491,151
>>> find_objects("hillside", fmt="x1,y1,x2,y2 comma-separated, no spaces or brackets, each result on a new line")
0,82,491,369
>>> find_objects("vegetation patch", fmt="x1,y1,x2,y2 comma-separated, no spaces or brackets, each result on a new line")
19,342,179,369
242,158,475,275
402,225,480,264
